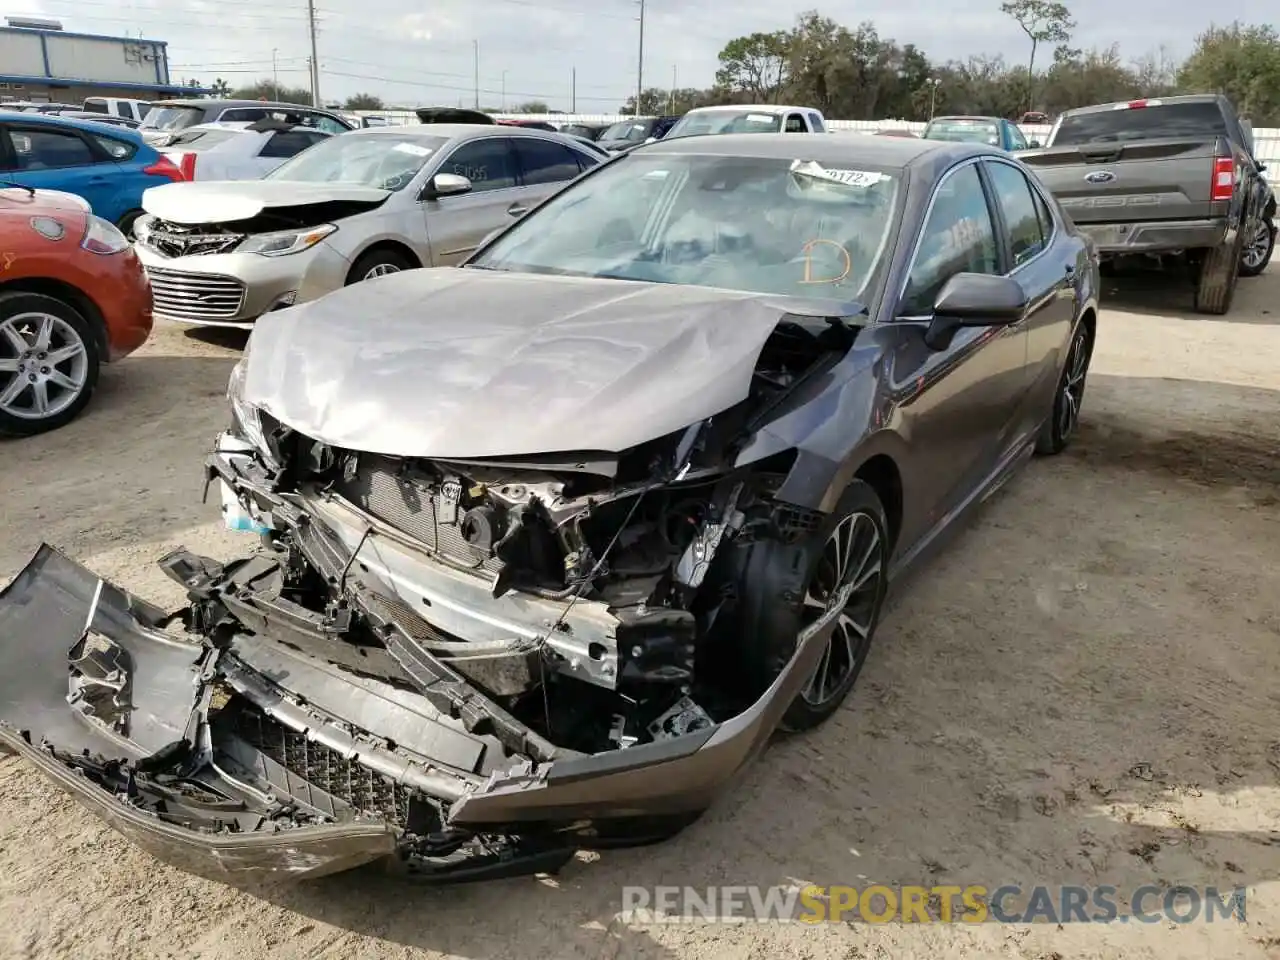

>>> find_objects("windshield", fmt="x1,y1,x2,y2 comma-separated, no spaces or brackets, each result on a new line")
141,106,204,131
601,120,651,142
666,111,783,139
265,132,448,190
470,152,901,301
1052,102,1228,144
924,120,1001,145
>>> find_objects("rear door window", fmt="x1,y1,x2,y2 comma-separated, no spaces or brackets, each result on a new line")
513,138,582,185
785,113,806,133
1053,101,1228,144
3,126,97,170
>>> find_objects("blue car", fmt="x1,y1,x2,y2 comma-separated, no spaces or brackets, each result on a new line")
0,112,184,235
921,115,1037,152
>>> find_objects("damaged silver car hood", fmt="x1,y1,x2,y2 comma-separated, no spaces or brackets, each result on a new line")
241,267,818,458
141,180,390,224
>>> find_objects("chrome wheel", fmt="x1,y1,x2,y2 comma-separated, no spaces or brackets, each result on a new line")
0,312,90,421
364,262,402,280
799,511,883,706
1058,325,1089,442
1241,220,1272,271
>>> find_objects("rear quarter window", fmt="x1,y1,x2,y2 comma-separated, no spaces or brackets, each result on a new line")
93,134,136,160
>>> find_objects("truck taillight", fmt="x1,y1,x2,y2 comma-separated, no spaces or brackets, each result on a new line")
143,154,186,182
1211,156,1235,202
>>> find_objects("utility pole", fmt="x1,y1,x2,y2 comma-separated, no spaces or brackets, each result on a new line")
669,63,676,113
306,0,320,106
927,77,941,121
272,48,279,95
635,0,645,116
570,67,576,113
501,70,507,111
472,40,479,109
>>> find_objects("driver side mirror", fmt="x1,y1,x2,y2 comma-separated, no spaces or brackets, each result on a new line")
923,273,1027,350
420,172,472,201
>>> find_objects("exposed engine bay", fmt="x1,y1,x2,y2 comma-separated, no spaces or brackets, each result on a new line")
0,279,868,881
219,314,856,756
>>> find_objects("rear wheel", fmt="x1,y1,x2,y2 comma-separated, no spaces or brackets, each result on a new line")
1239,217,1274,278
0,291,100,437
1035,318,1093,456
117,209,144,241
1193,233,1243,315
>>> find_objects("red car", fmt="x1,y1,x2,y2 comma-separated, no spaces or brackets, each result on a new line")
0,184,152,436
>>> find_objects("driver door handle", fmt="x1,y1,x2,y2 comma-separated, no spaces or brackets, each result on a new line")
507,204,528,217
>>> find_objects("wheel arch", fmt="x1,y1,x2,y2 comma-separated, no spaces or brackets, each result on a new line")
345,240,422,283
853,454,904,551
0,278,108,362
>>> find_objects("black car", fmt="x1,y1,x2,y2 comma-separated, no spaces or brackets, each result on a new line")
0,135,1099,884
559,122,609,141
597,114,680,153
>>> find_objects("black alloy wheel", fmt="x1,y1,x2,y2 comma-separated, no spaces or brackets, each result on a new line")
1035,319,1092,456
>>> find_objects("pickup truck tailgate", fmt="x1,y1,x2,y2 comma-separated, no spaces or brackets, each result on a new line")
1019,138,1221,225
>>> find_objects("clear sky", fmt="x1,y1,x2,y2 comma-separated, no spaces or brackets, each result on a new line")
15,0,1256,110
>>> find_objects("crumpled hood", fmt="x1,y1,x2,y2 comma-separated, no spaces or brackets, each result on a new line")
240,267,804,458
141,180,389,224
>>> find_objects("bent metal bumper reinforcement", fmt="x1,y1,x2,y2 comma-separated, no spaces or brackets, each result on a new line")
0,539,846,882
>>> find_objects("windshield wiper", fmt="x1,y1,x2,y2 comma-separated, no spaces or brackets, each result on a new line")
0,179,35,196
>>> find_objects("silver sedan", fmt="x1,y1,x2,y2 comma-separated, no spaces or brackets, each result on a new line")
131,124,604,328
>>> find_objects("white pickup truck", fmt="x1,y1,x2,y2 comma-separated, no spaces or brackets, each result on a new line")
664,104,828,139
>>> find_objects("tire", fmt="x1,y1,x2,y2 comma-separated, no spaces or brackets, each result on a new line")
1239,217,1274,278
1035,317,1093,456
737,480,890,733
0,291,101,437
117,209,144,241
347,248,414,285
1193,233,1243,315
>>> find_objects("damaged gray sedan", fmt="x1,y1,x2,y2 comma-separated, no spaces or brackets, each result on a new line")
0,134,1099,882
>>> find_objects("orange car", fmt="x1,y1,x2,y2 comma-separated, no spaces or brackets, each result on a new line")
0,183,152,436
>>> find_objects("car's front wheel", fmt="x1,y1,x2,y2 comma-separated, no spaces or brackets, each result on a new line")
0,291,101,437
737,480,891,733
347,248,414,284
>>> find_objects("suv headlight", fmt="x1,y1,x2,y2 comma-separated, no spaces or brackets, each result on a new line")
238,223,337,257
81,215,129,255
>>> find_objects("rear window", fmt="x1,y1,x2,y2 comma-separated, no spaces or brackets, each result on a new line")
141,105,204,131
925,119,1001,145
1053,102,1229,145
164,128,243,150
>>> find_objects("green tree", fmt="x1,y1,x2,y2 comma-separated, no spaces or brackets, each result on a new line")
229,79,313,104
343,92,384,110
515,100,550,113
618,88,673,115
209,77,232,97
1178,22,1280,125
714,30,791,102
1000,0,1075,110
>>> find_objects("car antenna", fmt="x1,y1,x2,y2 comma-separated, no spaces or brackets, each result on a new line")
0,179,35,196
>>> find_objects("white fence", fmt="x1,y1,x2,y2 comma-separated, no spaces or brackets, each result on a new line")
356,111,1280,165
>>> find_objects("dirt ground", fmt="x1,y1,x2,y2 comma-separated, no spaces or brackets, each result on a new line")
0,270,1277,960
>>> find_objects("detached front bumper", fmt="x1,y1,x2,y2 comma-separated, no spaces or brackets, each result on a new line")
0,457,845,883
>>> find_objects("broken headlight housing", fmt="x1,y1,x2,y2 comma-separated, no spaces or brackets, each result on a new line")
225,340,272,463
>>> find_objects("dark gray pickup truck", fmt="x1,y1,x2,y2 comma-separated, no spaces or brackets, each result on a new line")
1019,94,1275,315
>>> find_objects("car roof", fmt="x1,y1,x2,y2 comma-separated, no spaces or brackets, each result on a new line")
151,98,342,114
643,131,986,168
1059,93,1222,117
0,111,143,141
353,123,588,142
683,104,816,115
929,115,1003,123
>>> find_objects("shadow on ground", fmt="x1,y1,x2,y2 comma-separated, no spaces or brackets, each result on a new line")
1101,268,1276,324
